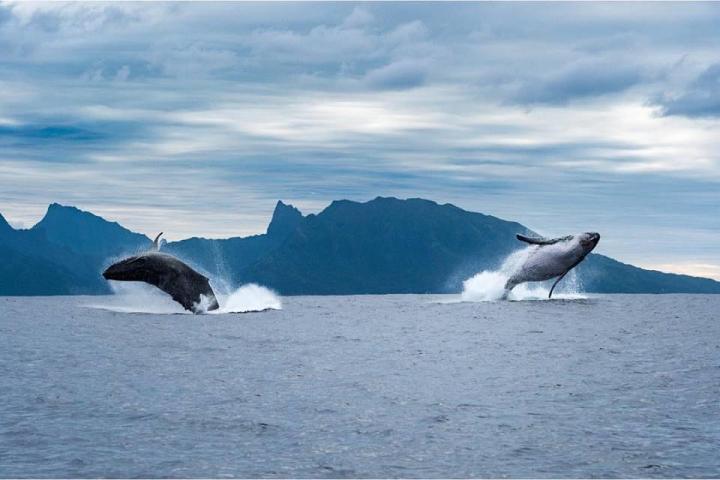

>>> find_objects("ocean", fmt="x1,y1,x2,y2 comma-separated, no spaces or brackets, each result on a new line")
1,294,718,478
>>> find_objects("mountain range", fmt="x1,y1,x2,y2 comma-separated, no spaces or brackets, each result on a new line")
1,197,719,296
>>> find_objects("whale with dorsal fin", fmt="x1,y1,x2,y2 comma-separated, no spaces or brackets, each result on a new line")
102,233,219,313
503,232,600,299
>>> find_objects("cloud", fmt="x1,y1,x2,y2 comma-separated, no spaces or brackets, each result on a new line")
246,12,380,66
656,62,720,118
0,4,11,26
386,20,427,46
114,65,130,81
642,262,720,281
364,59,428,90
341,7,373,28
0,123,103,143
511,60,644,105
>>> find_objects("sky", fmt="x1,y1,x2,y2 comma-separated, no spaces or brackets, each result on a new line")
0,2,718,279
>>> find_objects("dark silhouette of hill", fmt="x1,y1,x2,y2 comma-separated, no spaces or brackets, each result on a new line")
578,254,720,294
1,198,718,296
0,221,108,295
237,197,534,294
0,204,150,295
0,213,12,233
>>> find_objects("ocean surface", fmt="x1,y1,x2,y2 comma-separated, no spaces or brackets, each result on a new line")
1,294,719,478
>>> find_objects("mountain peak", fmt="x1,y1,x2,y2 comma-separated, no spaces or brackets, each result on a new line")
0,212,13,233
40,203,101,224
322,197,450,218
33,203,149,258
267,201,303,238
49,202,73,211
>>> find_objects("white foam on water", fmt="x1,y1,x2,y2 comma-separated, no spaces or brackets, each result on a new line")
84,282,189,314
459,246,586,302
214,284,282,314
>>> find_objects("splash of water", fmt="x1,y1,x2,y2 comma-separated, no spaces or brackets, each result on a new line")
86,281,281,314
214,284,282,314
460,246,585,302
86,282,188,314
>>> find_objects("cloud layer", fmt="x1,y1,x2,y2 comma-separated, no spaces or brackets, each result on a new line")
0,2,718,278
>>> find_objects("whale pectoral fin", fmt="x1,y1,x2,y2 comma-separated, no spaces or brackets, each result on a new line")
502,279,517,300
548,271,569,299
548,250,593,298
152,232,163,251
516,234,574,245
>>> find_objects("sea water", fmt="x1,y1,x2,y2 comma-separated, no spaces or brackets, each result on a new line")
1,294,718,477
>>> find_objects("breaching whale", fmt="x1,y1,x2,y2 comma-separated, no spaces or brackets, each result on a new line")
503,232,600,299
102,233,219,313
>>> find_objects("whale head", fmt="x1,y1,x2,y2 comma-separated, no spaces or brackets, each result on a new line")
103,253,165,282
577,232,601,253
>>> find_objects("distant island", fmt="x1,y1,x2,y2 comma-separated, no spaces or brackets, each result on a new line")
1,197,719,296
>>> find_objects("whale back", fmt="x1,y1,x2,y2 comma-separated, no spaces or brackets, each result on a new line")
516,234,574,245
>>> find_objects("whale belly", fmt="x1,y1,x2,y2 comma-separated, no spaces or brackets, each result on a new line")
510,249,572,284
